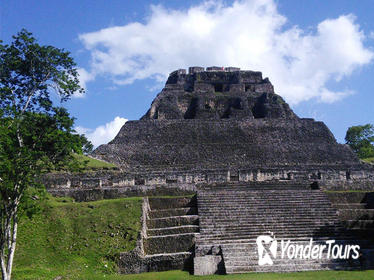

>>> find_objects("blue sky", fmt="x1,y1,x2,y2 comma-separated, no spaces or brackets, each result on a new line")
1,0,373,146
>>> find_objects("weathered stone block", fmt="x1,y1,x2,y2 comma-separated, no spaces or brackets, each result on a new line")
194,255,222,275
189,66,204,74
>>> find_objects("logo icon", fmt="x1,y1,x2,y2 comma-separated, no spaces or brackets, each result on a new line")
255,234,360,265
256,234,277,265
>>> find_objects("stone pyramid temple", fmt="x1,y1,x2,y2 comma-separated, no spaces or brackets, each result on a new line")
93,66,370,180
45,67,374,275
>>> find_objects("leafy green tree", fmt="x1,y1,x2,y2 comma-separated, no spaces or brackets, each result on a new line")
80,134,94,154
345,124,374,159
0,29,86,280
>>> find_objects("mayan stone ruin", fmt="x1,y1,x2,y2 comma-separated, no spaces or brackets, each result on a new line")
44,67,374,274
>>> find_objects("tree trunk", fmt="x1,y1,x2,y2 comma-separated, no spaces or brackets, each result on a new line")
6,209,17,280
0,254,8,280
0,204,18,280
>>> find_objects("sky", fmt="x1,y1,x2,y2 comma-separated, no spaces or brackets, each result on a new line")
1,0,373,147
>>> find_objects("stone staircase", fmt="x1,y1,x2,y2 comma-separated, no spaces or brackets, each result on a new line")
328,192,374,260
329,192,374,239
195,183,374,274
142,196,198,271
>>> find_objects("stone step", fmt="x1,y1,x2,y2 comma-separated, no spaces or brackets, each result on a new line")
223,248,374,273
200,185,313,189
199,227,343,234
149,207,197,218
200,209,337,215
222,246,374,269
197,188,325,196
197,235,347,243
199,221,339,227
198,201,333,206
199,184,313,190
197,233,348,242
199,225,341,232
199,197,329,200
145,251,192,258
198,203,334,208
198,233,348,241
345,228,374,238
143,233,196,255
202,217,337,223
199,219,340,226
223,258,364,266
342,220,374,229
200,214,335,219
202,213,338,219
224,263,364,274
198,195,330,199
199,202,332,206
223,250,374,260
148,225,199,236
199,217,338,222
337,209,374,220
199,216,338,222
199,199,330,203
199,187,319,191
142,252,193,272
199,227,344,235
199,225,342,233
196,241,372,250
195,240,374,248
198,208,335,214
198,203,332,207
200,225,342,234
198,226,350,234
196,230,363,242
148,197,196,210
222,246,374,256
199,194,328,198
220,240,374,249
333,203,368,209
198,194,329,199
199,191,327,194
147,215,199,229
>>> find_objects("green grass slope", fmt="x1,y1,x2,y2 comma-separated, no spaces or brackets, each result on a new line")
13,196,142,279
362,157,374,164
74,154,118,170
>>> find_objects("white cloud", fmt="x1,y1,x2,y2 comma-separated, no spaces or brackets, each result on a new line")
74,68,96,98
78,0,373,104
76,116,128,147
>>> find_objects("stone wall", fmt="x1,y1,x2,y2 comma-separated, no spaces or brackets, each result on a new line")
43,164,374,201
93,118,367,171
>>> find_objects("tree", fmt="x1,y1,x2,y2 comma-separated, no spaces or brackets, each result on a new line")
345,124,374,159
0,29,85,280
